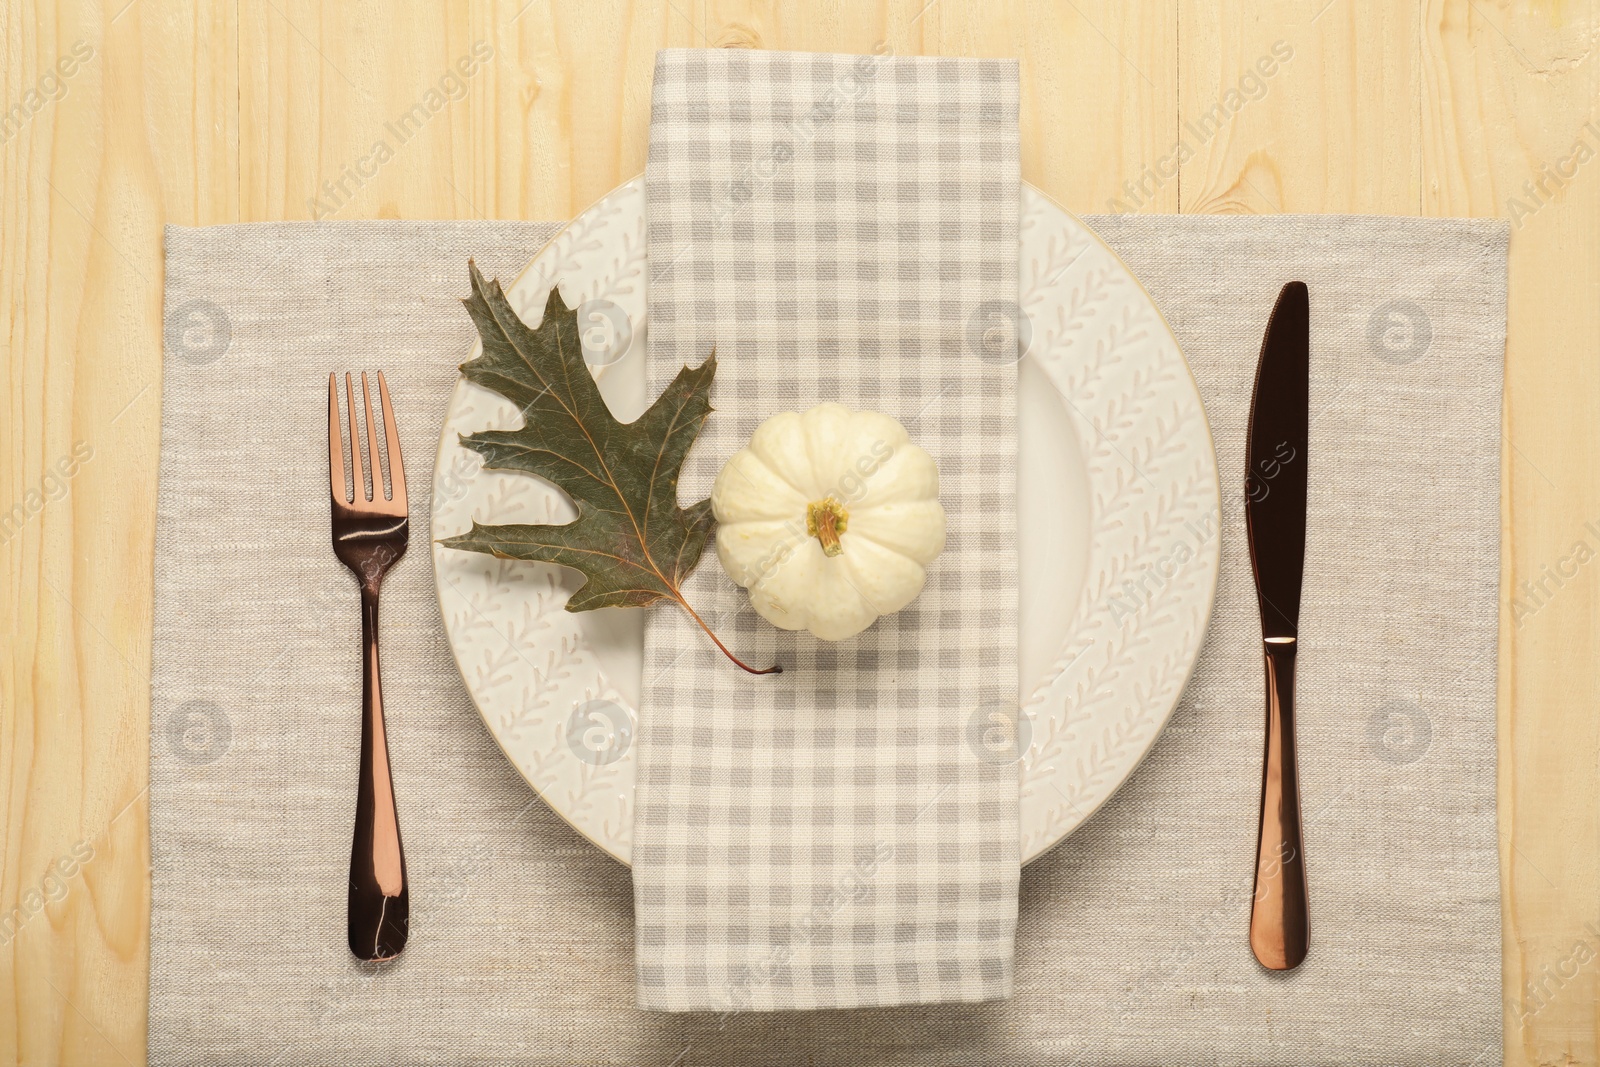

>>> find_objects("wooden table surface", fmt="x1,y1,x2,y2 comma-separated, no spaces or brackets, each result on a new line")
2,1,1593,1063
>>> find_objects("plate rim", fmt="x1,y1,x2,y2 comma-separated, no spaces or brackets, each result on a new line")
430,175,1222,867
1014,183,1222,863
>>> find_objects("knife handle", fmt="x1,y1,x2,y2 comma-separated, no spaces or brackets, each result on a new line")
1249,637,1309,970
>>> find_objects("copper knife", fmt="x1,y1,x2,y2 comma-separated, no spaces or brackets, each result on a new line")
1244,280,1310,971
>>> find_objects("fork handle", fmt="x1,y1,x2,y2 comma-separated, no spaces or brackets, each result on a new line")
349,586,408,961
1249,638,1308,970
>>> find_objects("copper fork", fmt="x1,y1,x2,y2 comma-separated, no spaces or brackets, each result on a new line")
328,371,409,961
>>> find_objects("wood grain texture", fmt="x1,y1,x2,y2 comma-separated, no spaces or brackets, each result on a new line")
0,0,1588,1063
1417,5,1600,1066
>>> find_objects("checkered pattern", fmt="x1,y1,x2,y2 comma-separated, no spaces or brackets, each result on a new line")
634,49,1021,1012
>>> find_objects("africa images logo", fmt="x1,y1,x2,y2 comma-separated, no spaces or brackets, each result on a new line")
0,40,94,145
306,41,495,220
1106,41,1294,213
1505,119,1600,230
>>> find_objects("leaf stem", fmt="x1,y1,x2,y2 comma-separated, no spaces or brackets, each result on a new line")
674,596,782,675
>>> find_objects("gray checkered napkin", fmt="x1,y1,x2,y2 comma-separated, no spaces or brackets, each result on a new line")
633,49,1022,1012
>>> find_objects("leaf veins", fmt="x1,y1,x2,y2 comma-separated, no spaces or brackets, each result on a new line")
438,262,776,675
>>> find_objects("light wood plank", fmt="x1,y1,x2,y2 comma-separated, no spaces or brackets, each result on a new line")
1177,0,1421,215
1,1,1591,1063
1421,3,1600,1065
1,2,238,1064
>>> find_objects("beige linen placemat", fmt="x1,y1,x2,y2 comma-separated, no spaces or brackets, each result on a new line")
151,213,1504,1065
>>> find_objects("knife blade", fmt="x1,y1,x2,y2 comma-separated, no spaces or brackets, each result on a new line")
1244,280,1310,971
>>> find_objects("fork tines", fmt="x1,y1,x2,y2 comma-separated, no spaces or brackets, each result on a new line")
328,371,407,515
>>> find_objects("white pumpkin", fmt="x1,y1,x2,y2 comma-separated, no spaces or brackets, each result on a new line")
712,403,946,641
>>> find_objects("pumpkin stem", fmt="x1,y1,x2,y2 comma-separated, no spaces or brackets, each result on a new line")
807,497,848,558
674,594,782,675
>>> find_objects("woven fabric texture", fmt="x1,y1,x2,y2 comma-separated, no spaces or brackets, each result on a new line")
635,48,1023,1013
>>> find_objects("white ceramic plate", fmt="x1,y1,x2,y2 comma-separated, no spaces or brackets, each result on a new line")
432,177,1220,865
